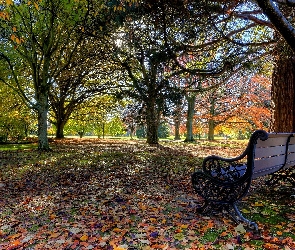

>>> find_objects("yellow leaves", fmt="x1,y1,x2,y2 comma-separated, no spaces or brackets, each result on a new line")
180,224,188,229
234,223,246,234
241,208,251,214
149,218,157,223
10,33,24,45
12,26,17,32
6,0,13,5
10,34,19,44
80,234,88,241
34,2,39,10
27,1,39,10
0,11,9,20
253,201,264,207
113,5,126,12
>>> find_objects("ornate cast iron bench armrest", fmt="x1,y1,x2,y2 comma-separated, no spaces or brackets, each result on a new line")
192,170,251,204
202,155,248,183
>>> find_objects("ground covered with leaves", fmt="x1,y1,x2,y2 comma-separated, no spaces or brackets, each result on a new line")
0,139,295,250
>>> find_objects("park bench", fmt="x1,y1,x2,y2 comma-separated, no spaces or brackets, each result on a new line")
191,130,295,231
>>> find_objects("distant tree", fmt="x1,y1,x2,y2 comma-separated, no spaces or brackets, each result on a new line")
121,102,144,139
158,122,170,138
196,74,271,140
64,95,123,138
107,116,126,136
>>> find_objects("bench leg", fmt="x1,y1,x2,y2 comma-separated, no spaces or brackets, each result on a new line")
231,204,258,231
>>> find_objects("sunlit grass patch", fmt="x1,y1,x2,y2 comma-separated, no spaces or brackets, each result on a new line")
0,143,38,150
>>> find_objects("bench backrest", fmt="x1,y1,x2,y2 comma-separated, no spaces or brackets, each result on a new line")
253,133,295,179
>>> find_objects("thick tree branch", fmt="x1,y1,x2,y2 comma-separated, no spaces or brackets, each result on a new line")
275,0,295,6
256,0,295,52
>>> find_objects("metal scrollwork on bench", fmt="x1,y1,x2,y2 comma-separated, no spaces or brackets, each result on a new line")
192,130,269,231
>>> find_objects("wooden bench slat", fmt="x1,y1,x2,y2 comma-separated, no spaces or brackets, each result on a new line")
284,161,295,169
255,145,286,159
286,152,295,162
253,166,282,178
267,133,294,138
288,143,295,153
254,154,285,172
257,137,290,147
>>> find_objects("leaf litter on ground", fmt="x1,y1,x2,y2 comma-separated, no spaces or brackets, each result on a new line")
0,138,295,249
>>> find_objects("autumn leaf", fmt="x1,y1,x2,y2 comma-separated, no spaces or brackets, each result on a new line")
80,234,88,241
8,240,22,250
49,232,60,238
34,2,39,10
263,243,280,249
113,228,122,233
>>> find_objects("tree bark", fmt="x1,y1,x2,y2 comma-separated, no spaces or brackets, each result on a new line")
146,99,159,145
55,118,66,138
37,92,50,150
208,119,215,140
208,97,215,140
272,41,295,132
173,102,182,140
184,94,196,142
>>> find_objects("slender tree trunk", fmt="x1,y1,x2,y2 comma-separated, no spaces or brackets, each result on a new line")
184,94,196,142
174,103,182,140
146,99,159,145
272,41,295,132
208,97,215,140
208,119,215,140
174,118,181,140
37,92,50,150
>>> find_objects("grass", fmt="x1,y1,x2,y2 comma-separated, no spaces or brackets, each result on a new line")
0,142,38,150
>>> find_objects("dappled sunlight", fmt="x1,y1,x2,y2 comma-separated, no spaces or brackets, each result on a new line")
0,139,295,249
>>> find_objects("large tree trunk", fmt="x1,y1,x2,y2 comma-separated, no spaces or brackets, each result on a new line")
55,118,66,138
184,94,196,142
37,92,50,151
146,99,159,145
272,42,295,132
